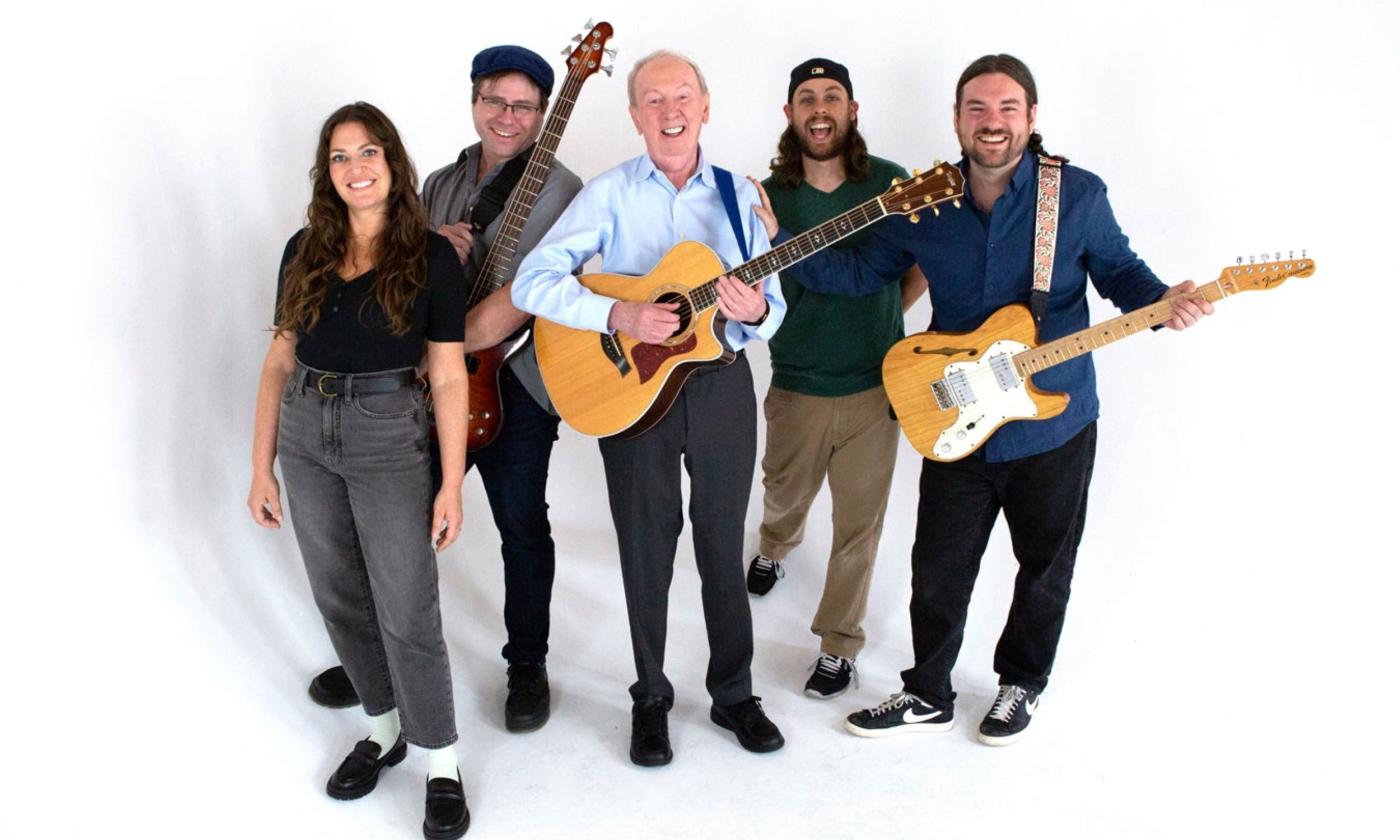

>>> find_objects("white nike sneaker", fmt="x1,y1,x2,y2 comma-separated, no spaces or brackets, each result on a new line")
844,691,954,738
977,685,1040,746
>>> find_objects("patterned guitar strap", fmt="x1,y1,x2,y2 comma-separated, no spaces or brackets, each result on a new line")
1030,155,1063,331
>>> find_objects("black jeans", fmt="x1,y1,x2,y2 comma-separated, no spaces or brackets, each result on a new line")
431,365,560,665
597,355,757,706
901,422,1097,709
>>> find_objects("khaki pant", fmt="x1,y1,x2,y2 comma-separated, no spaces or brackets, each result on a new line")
758,385,900,659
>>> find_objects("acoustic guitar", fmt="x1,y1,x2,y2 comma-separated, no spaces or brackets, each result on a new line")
534,164,965,438
882,255,1315,462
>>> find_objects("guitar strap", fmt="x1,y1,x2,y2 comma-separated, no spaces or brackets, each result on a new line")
712,166,751,262
1030,155,1063,327
466,143,536,232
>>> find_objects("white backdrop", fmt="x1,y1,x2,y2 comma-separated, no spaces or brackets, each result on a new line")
8,1,1398,837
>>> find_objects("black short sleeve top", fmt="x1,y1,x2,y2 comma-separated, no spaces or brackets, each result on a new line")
275,230,466,373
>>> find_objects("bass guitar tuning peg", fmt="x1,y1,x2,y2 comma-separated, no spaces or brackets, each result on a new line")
602,65,614,77
583,18,595,29
604,48,618,59
572,33,583,43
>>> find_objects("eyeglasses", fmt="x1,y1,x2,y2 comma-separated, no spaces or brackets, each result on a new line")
476,96,542,117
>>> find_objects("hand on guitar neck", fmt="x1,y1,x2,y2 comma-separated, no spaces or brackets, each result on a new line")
1160,279,1215,330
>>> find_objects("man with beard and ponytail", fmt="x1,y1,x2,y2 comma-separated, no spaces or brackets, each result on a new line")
744,58,927,701
755,54,1211,745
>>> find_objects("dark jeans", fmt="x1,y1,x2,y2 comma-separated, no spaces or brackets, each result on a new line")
279,364,457,748
901,422,1097,709
597,355,757,706
431,364,559,665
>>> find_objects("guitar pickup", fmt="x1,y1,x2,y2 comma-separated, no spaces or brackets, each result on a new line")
990,353,1019,391
945,369,975,406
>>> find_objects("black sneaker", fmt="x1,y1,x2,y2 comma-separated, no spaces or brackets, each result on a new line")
630,696,673,767
504,661,550,733
308,665,360,709
710,696,785,753
844,691,954,738
746,554,784,595
978,685,1039,746
804,654,858,699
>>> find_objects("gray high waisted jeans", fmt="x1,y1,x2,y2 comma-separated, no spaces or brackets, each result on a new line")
277,362,457,748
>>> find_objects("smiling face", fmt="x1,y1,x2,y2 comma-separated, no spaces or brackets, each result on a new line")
327,121,391,214
472,71,546,168
628,54,709,183
954,72,1037,174
784,79,857,162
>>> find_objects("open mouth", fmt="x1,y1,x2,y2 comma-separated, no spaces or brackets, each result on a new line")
347,179,376,190
807,121,832,142
661,125,685,137
976,132,1010,146
490,127,519,139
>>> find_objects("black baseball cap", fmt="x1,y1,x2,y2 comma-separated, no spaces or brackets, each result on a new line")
788,57,852,101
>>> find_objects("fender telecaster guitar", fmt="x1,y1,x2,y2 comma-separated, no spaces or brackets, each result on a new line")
451,21,614,451
882,254,1315,462
534,163,966,438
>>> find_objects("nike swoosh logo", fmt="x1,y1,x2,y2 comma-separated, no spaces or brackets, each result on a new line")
903,708,944,724
1026,698,1039,716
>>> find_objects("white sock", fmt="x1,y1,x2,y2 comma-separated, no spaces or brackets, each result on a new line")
426,745,459,781
367,708,401,753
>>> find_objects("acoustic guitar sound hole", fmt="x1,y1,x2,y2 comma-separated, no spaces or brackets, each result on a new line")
653,291,692,340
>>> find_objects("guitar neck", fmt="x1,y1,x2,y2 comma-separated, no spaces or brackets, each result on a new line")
685,196,889,313
467,71,588,309
1014,281,1231,377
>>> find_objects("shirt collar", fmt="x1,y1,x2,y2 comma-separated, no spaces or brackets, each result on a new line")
627,148,715,190
1007,149,1037,194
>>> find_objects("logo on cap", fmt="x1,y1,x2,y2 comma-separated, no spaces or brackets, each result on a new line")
811,67,826,75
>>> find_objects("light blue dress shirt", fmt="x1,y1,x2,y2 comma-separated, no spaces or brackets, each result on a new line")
512,151,786,351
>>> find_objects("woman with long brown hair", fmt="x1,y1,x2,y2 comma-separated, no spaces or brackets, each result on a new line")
247,101,471,839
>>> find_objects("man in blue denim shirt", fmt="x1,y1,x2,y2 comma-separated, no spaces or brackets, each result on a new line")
757,54,1211,746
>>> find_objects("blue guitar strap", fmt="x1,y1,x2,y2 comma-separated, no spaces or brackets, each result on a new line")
712,166,751,262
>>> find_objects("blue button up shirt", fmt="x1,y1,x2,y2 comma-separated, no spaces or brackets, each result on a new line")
512,151,785,350
783,151,1166,461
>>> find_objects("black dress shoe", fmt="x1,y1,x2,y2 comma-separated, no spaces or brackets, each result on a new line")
423,775,471,840
504,662,550,733
629,696,673,767
710,696,785,753
326,736,407,800
308,665,360,709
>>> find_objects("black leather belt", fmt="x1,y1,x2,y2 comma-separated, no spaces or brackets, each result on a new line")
302,367,417,397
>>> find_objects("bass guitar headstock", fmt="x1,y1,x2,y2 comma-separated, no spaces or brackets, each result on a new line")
562,19,615,79
877,162,965,223
1217,251,1315,294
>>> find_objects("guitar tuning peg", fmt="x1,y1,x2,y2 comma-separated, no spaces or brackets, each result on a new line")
572,33,583,43
1249,255,1255,264
932,206,940,217
584,18,595,29
1302,249,1307,258
561,46,572,56
909,213,920,224
1274,251,1281,261
952,199,961,209
602,64,614,76
913,168,922,177
604,48,618,59
891,177,901,186
1289,250,1294,260
1236,256,1242,265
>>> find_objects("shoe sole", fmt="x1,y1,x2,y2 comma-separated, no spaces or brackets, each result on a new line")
325,741,408,800
709,709,785,753
505,706,551,734
423,812,471,840
977,729,1026,746
804,683,851,700
844,718,955,738
307,683,360,710
629,749,673,767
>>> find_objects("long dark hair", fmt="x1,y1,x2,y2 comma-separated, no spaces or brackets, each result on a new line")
955,54,1068,164
768,122,871,189
277,102,429,337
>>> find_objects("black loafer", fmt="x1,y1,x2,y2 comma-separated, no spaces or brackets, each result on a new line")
504,662,550,733
326,737,407,800
711,697,785,753
423,775,471,840
629,696,673,767
308,666,360,709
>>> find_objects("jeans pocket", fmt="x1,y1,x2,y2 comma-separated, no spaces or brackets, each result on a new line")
350,387,418,419
280,374,298,404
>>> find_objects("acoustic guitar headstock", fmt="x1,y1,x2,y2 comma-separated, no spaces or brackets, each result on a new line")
877,162,965,223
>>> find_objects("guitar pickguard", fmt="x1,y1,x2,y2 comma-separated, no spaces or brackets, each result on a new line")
632,333,698,384
932,339,1038,461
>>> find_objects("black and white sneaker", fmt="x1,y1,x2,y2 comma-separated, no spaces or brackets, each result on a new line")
977,685,1039,746
844,691,953,738
746,554,784,596
804,654,858,699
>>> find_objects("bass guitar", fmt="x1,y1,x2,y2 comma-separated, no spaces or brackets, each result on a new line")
534,164,965,437
455,21,615,451
882,254,1315,462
